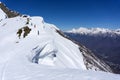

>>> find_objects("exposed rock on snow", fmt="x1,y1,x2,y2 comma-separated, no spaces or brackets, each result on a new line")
0,2,20,18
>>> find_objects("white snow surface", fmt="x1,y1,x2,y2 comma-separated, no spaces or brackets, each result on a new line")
0,8,7,21
67,27,120,35
0,16,120,80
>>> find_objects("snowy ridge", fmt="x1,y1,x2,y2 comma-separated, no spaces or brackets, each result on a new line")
0,16,86,70
67,27,120,35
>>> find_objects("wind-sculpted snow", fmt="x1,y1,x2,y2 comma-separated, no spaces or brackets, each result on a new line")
31,43,57,65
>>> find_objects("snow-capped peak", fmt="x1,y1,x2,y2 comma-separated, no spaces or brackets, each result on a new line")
67,27,120,35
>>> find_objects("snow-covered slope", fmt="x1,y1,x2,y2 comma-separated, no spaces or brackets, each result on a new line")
0,16,86,69
3,64,120,80
0,8,7,21
67,27,120,36
0,2,119,80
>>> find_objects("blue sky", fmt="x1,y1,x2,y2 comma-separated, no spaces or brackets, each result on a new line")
1,0,120,30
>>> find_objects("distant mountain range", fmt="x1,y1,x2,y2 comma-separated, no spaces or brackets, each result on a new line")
65,27,120,74
67,27,120,36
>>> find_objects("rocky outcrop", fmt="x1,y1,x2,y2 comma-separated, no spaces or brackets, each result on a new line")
0,2,20,18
